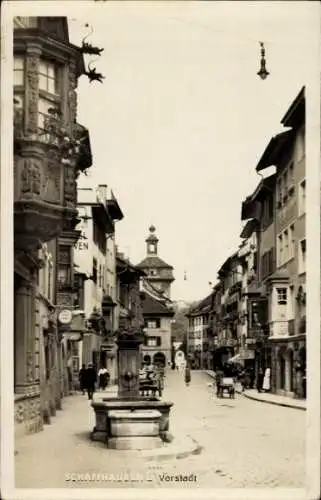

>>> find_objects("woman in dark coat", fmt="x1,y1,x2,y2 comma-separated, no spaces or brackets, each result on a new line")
184,364,191,386
257,367,264,393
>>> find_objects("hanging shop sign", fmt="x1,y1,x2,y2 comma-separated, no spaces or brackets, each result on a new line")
58,309,73,325
74,231,89,251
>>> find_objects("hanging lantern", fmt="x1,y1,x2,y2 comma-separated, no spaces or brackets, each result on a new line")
257,42,269,80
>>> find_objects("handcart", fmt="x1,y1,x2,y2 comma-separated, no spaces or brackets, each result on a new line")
218,377,235,399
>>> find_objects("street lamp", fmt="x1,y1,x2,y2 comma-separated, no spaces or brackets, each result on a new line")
257,42,270,80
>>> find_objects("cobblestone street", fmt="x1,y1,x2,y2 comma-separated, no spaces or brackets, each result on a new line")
15,371,305,489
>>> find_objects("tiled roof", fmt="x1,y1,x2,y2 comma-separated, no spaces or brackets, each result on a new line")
141,278,172,304
142,293,175,316
137,256,173,270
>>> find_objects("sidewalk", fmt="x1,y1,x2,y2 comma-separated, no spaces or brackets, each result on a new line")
205,370,306,411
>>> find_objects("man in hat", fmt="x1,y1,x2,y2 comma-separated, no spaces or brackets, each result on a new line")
85,363,97,400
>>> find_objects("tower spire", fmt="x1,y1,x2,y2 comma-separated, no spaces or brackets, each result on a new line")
146,225,158,256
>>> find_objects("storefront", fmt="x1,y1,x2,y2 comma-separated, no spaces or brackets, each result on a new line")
270,336,306,398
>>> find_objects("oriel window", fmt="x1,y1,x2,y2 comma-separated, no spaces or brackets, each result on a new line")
277,288,287,305
39,60,59,95
14,57,24,86
58,245,71,287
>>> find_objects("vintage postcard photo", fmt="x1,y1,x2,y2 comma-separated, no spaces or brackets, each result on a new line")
1,1,320,499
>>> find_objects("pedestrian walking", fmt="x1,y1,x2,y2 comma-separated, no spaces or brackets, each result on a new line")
98,366,109,390
215,369,223,397
241,369,251,391
184,364,191,386
85,363,97,400
248,367,255,389
67,356,73,393
257,367,264,393
78,364,86,394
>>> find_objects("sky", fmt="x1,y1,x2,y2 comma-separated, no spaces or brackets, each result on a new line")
10,0,320,302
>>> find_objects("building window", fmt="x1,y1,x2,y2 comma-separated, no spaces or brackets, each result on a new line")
298,179,306,216
277,234,283,267
289,285,295,320
37,60,61,133
38,97,60,130
57,246,71,288
98,264,102,287
14,57,24,86
39,60,59,95
298,239,306,274
261,248,274,280
289,224,295,260
149,269,157,276
283,229,289,262
147,337,161,347
277,288,287,305
93,219,106,255
48,259,53,302
148,243,156,253
146,319,160,329
287,163,295,198
283,171,288,202
278,225,295,265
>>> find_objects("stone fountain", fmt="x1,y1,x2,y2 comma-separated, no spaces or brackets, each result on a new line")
91,327,173,450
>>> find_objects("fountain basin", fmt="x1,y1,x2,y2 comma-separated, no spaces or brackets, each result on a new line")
108,409,162,450
91,398,173,444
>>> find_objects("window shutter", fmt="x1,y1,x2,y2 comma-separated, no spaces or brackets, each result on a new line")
268,249,273,274
156,337,161,346
260,255,264,280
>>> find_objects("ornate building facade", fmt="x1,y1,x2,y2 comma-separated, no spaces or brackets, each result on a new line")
73,183,123,384
13,16,92,435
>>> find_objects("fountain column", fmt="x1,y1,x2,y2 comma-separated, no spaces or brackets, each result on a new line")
116,329,143,398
